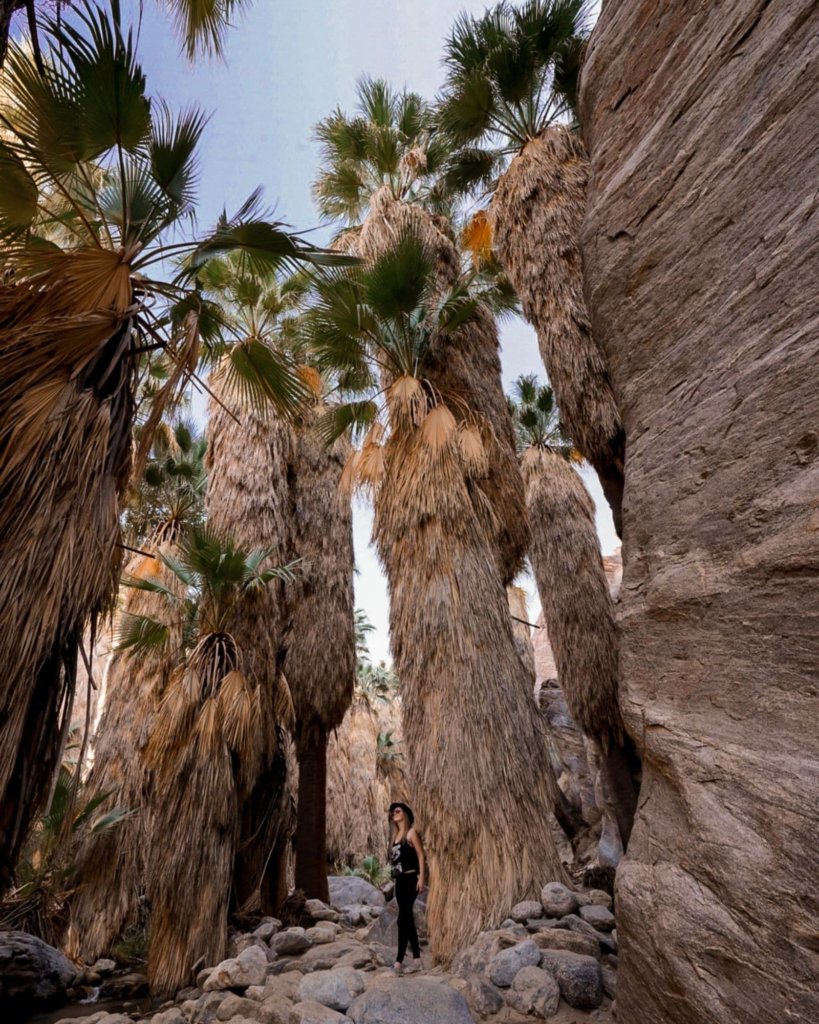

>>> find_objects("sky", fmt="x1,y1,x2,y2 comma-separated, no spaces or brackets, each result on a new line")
29,0,615,662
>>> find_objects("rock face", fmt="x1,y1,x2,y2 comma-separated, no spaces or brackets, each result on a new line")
0,931,76,1012
579,3,819,1024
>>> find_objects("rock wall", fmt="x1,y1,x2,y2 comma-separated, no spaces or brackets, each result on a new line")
579,3,819,1023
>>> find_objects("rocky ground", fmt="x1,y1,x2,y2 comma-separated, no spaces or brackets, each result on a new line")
26,877,617,1024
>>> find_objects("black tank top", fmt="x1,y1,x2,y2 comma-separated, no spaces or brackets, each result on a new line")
390,837,419,875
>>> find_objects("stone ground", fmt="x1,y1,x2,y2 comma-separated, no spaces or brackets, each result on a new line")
41,878,617,1024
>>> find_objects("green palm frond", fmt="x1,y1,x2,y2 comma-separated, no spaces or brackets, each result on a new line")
438,0,591,166
162,0,249,60
508,372,572,455
115,611,172,654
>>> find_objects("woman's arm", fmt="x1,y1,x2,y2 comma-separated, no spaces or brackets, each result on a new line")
408,827,426,891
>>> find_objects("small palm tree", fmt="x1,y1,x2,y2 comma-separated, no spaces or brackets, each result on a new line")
304,229,568,961
508,372,639,849
313,76,452,233
0,1,343,887
438,0,625,536
114,525,297,994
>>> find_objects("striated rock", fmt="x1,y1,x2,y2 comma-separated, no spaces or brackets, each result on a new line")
506,965,560,1018
581,3,819,1023
540,882,578,917
0,931,77,1013
204,946,269,991
539,950,603,1010
532,928,600,959
348,976,473,1024
487,939,542,988
327,877,385,910
296,969,365,1013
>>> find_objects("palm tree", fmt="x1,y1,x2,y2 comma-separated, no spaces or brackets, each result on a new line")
304,231,567,961
438,0,625,536
0,3,342,888
508,374,638,847
280,402,356,903
68,421,206,963
116,526,297,994
314,81,528,583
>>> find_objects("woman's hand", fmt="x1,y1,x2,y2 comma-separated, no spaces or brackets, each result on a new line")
417,877,425,893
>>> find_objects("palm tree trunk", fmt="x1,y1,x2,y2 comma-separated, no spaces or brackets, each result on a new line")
360,189,529,583
281,408,355,904
522,447,639,848
490,128,625,536
69,545,183,961
294,724,329,902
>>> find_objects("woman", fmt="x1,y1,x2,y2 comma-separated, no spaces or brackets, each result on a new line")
388,801,426,973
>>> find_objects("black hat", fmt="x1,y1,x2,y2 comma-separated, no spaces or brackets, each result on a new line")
389,802,414,826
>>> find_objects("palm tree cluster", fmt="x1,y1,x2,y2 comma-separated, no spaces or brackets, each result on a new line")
0,0,641,988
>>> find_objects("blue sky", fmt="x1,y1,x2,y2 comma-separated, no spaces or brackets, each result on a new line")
21,0,615,661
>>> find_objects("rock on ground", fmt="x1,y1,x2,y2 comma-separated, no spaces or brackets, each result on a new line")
506,965,561,1018
204,945,269,990
540,883,578,918
271,928,313,956
510,900,543,923
290,999,352,1023
580,2,819,1023
540,949,603,1011
0,931,76,1012
296,969,365,1012
328,877,385,910
487,938,542,988
347,976,473,1024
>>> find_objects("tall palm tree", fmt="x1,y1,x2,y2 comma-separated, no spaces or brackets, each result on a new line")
280,401,356,903
116,526,297,994
68,421,206,963
0,3,342,888
508,374,638,847
314,81,528,583
438,0,625,536
304,231,567,961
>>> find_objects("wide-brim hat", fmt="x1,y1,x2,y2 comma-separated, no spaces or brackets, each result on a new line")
389,801,414,826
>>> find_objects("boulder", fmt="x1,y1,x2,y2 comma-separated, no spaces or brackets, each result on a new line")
296,969,365,1013
579,904,615,931
532,928,600,959
540,883,578,918
463,976,504,1017
487,939,542,988
558,914,616,954
506,965,560,1018
290,999,352,1023
509,900,543,923
539,950,603,1010
215,992,260,1020
254,920,283,941
327,877,385,910
271,929,313,956
305,927,337,945
204,946,269,991
580,3,819,1024
257,993,293,1024
451,930,515,980
302,940,370,972
602,963,617,1000
150,1010,187,1024
305,901,340,923
364,893,426,948
588,890,613,910
90,957,117,975
348,976,473,1024
0,931,76,1013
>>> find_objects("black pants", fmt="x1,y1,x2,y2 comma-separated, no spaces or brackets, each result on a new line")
395,873,420,963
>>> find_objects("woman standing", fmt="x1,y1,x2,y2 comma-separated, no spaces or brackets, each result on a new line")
389,802,426,973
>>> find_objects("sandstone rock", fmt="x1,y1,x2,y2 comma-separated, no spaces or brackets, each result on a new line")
304,901,340,923
90,958,117,975
540,883,578,917
539,950,602,1010
0,931,77,1012
580,3,819,1023
204,946,269,991
579,904,615,931
150,1010,186,1024
198,967,215,987
290,999,351,1024
347,976,473,1024
510,900,543,923
327,877,385,910
296,969,365,1013
532,928,600,959
487,939,542,987
216,992,261,1020
506,965,560,1018
305,927,336,946
463,975,504,1017
257,994,293,1024
588,890,613,909
271,929,313,956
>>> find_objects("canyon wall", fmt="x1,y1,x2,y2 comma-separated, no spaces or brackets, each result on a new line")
580,2,819,1021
